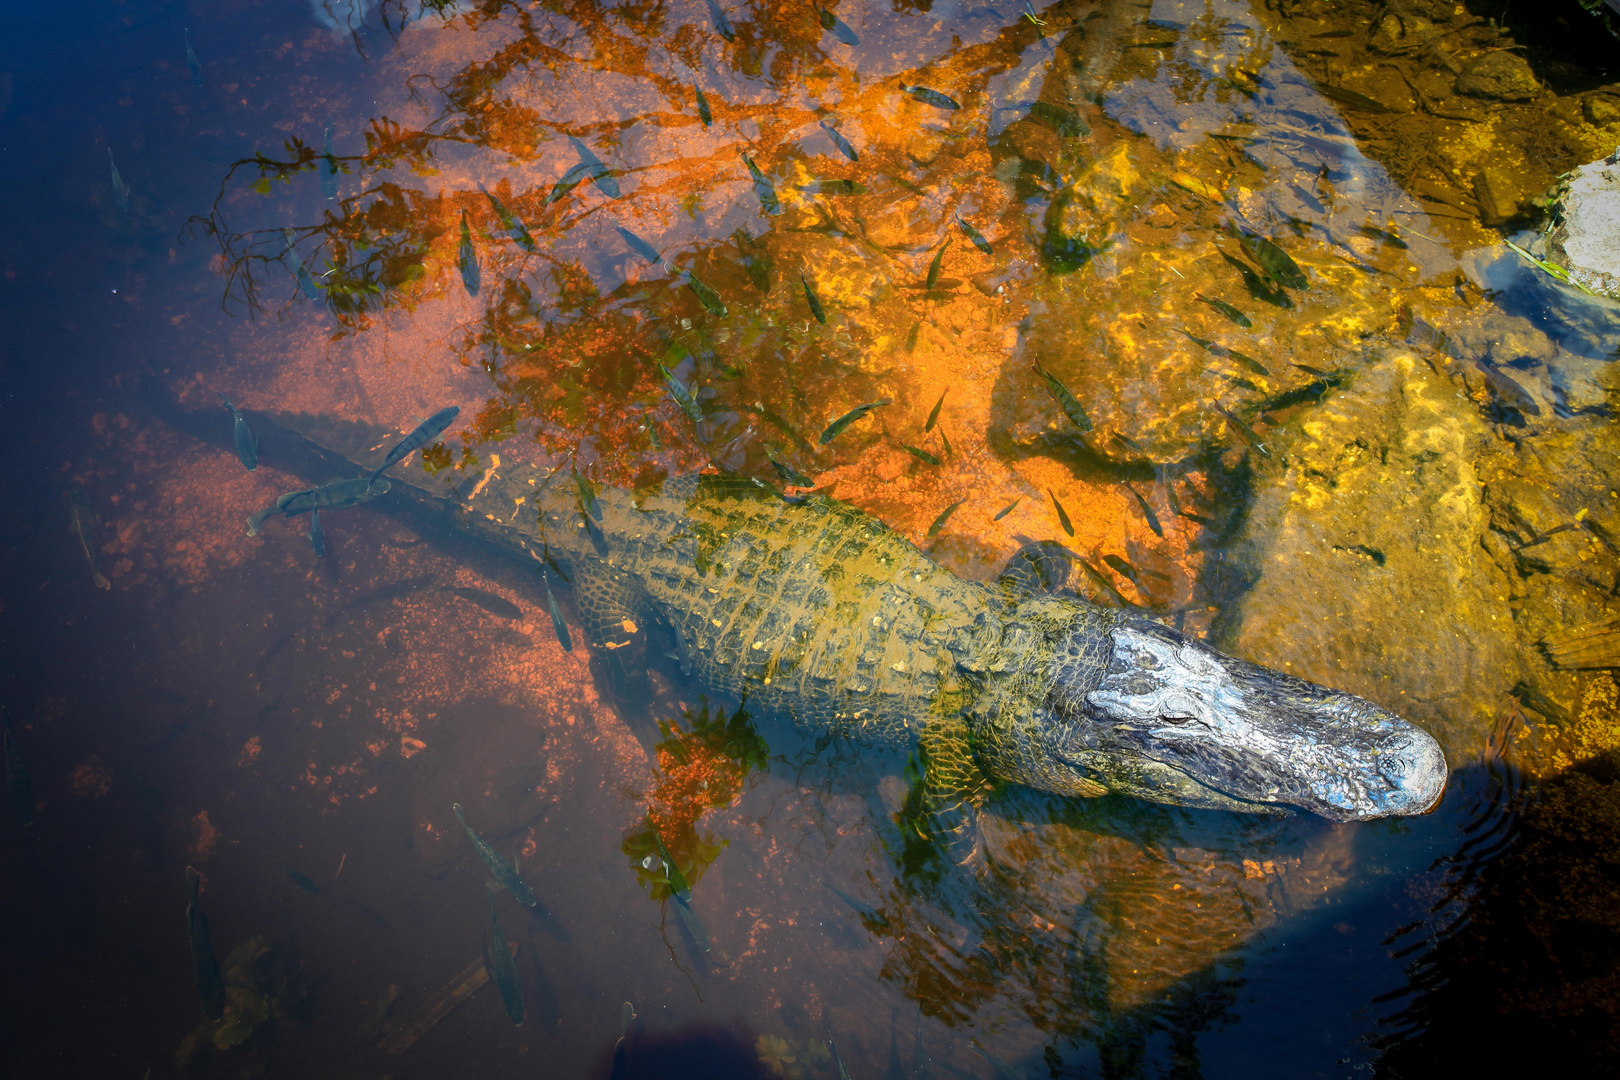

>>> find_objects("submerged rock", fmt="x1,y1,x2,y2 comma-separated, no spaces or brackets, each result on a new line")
1456,52,1540,102
1547,147,1620,301
1220,353,1520,759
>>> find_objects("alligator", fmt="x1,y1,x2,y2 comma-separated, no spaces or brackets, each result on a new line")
243,409,1448,859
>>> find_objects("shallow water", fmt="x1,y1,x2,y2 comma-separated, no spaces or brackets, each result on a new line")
3,0,1620,1075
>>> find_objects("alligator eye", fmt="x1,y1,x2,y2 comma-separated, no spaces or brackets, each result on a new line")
1159,692,1199,723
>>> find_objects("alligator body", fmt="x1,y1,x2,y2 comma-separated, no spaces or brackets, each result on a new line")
256,410,1448,855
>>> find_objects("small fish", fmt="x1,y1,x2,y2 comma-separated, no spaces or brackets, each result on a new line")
820,399,891,445
926,498,967,538
741,153,781,216
542,570,573,652
370,406,461,490
1076,557,1136,608
1195,293,1252,328
456,209,481,296
318,120,340,201
650,829,691,900
4,708,34,828
955,213,992,255
694,84,713,127
443,586,522,620
799,179,866,195
800,272,826,324
1021,99,1088,138
925,389,947,432
659,364,705,423
309,507,325,556
1358,223,1408,249
482,187,535,252
263,478,391,530
831,1039,853,1080
547,161,594,205
735,228,772,293
820,120,859,163
1122,482,1163,538
671,892,711,952
278,862,321,894
65,486,109,590
993,497,1021,521
900,83,961,110
281,227,323,300
900,443,940,465
765,446,815,487
1032,360,1092,433
614,224,659,265
1164,482,1212,526
1316,83,1389,113
568,135,620,199
905,321,920,352
816,4,860,45
218,393,258,471
1218,250,1294,309
1214,405,1270,456
705,0,735,40
1102,553,1139,584
108,148,130,212
1294,362,1334,378
926,240,949,289
1223,348,1269,377
488,886,525,1025
453,803,539,906
185,28,203,87
1049,490,1074,536
1475,360,1541,415
573,472,603,524
1230,230,1308,290
682,270,727,318
186,867,226,1022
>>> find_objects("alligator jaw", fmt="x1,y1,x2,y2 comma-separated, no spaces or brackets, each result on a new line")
1070,619,1448,821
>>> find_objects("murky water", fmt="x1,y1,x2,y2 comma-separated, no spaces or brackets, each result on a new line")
3,0,1620,1074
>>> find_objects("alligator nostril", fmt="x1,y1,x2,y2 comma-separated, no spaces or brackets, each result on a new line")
1378,730,1448,812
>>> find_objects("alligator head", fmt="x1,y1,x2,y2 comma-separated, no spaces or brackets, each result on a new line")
1044,617,1447,820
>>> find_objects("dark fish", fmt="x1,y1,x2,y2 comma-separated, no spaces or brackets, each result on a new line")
900,84,961,110
683,269,727,318
345,897,395,931
309,507,325,556
1358,223,1408,249
820,399,891,445
370,406,460,490
444,586,522,620
671,892,711,952
184,28,203,86
483,187,535,252
820,120,859,163
542,569,573,652
705,0,735,40
1475,360,1541,415
1219,250,1294,308
1024,100,1089,138
651,830,692,900
799,179,866,195
251,477,391,535
742,153,781,215
926,240,949,289
1195,293,1252,328
1214,405,1270,456
1230,230,1308,290
905,320,920,352
925,389,947,431
926,499,966,538
1073,556,1135,608
64,486,109,590
1101,553,1139,583
695,84,713,127
278,862,321,894
487,886,525,1025
1122,482,1163,538
765,446,815,487
281,228,323,300
186,867,226,1022
547,161,594,205
615,224,660,265
4,708,33,828
320,118,339,200
823,883,890,929
1294,362,1333,378
457,210,480,296
452,802,538,906
800,272,827,324
955,213,992,255
1049,490,1075,536
817,4,859,45
937,426,952,458
900,443,940,465
1032,360,1092,432
1164,481,1212,526
1215,372,1263,394
659,365,704,423
832,1039,853,1080
568,135,620,199
735,229,772,292
1316,83,1389,113
993,498,1020,521
109,148,130,212
218,393,258,471
1224,348,1269,377
573,472,603,524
